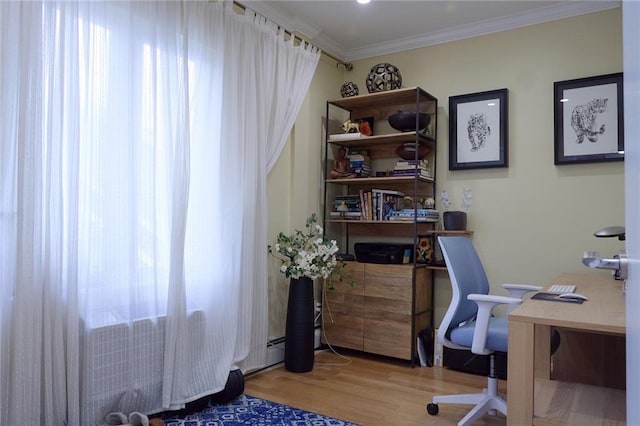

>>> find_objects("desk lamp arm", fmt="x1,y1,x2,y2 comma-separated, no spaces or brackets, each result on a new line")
582,251,628,281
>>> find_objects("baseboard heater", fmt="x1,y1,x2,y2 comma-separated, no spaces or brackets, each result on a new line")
263,327,322,370
80,311,205,425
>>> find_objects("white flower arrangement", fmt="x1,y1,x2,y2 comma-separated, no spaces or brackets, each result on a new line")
269,214,344,281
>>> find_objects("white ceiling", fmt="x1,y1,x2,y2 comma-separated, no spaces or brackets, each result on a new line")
240,0,620,62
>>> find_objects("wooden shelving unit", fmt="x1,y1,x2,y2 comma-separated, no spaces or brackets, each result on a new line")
321,87,439,362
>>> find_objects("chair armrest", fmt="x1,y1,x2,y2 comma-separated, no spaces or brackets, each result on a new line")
501,284,543,312
468,294,522,355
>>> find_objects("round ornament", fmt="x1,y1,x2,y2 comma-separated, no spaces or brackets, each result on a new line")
365,63,402,93
340,81,359,97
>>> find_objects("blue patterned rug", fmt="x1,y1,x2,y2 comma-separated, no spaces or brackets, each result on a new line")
158,394,359,425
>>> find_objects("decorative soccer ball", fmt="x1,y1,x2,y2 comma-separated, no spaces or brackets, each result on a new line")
340,81,359,98
365,63,402,93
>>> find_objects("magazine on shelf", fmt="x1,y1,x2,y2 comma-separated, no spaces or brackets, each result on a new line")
388,208,439,222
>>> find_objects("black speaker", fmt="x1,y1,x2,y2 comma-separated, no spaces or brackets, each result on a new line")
210,369,245,404
183,368,245,412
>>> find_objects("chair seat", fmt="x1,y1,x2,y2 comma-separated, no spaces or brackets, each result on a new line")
449,316,508,353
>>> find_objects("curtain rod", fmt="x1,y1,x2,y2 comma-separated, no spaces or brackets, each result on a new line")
232,0,353,71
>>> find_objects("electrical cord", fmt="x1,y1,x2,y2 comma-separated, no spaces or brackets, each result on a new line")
313,281,352,367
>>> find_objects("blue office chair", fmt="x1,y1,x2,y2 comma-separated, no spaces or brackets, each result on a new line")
427,236,542,426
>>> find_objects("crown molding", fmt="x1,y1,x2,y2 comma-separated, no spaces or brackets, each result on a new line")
240,1,322,40
342,1,620,61
239,1,619,63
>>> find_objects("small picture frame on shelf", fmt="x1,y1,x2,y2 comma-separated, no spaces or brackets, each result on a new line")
353,116,374,136
448,88,508,170
415,235,434,264
553,73,624,165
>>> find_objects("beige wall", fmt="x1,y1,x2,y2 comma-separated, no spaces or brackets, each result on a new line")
267,8,624,338
267,55,344,338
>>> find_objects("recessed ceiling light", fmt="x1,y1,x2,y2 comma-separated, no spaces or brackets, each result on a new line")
357,0,371,4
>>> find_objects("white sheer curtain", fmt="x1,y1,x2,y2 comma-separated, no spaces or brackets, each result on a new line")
218,7,321,373
0,2,319,425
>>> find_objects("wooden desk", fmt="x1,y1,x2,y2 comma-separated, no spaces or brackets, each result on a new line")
507,273,626,425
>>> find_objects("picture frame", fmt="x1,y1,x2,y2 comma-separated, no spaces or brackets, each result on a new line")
448,88,508,170
415,235,434,264
353,116,374,136
553,73,624,165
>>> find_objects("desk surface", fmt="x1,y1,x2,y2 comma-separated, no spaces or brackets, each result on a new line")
507,272,626,425
509,272,625,334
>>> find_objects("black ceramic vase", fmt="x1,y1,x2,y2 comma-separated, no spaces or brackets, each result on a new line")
443,211,467,231
285,276,315,373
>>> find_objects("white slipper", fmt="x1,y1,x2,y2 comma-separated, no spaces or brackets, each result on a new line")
105,412,130,425
129,411,150,426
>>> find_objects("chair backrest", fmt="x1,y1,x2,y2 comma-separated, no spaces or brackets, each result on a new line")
437,236,490,348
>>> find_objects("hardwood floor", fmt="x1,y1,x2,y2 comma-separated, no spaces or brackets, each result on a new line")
244,348,506,426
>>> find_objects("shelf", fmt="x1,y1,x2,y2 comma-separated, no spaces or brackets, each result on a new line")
427,265,448,271
419,229,473,236
328,132,434,159
326,175,433,185
327,87,437,114
328,131,434,145
328,219,438,224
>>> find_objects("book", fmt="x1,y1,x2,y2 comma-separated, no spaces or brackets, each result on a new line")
392,172,432,180
333,195,361,215
347,154,369,161
371,189,405,220
359,190,367,221
330,211,361,220
388,208,439,222
348,152,371,177
395,159,428,167
328,133,369,141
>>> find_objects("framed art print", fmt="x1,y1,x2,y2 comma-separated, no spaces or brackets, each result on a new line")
553,73,624,165
448,88,508,170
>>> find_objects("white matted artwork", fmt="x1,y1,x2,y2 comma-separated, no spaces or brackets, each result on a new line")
554,73,624,165
448,88,508,170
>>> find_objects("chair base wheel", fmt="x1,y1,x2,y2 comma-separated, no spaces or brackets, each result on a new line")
427,403,439,415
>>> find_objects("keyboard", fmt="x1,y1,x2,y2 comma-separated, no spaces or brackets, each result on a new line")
547,284,576,294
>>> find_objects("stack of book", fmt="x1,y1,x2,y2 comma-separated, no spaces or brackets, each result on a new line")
348,151,371,177
388,208,439,222
330,194,362,220
392,159,431,179
328,132,368,141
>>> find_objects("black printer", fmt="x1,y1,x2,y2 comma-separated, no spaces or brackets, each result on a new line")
354,243,413,264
